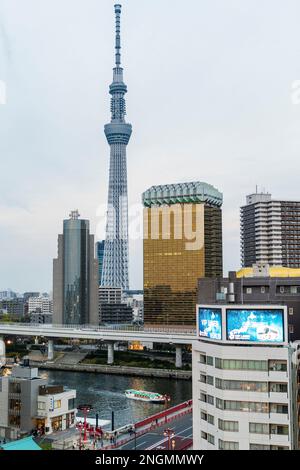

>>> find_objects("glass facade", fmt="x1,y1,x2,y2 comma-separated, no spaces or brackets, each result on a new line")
143,202,222,326
96,240,105,285
63,218,90,325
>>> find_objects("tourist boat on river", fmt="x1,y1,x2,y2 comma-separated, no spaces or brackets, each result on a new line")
125,389,170,404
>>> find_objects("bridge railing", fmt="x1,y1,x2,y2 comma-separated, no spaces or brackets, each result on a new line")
0,322,196,336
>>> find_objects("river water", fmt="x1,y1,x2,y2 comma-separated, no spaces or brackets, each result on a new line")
42,370,192,428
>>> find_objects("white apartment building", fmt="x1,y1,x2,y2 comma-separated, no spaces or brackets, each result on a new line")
240,192,300,268
193,304,299,450
28,295,53,315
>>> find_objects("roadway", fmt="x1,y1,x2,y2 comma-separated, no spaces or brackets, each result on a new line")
117,413,192,451
0,323,197,345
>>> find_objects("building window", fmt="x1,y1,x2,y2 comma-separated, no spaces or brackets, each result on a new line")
200,354,207,364
270,404,288,414
269,360,287,372
68,398,75,410
215,359,268,371
200,374,206,384
201,432,214,445
250,444,270,450
289,325,294,334
9,382,21,394
200,393,214,405
249,423,269,434
246,288,252,294
9,399,21,412
200,374,214,385
216,398,224,410
207,375,214,385
223,401,269,413
207,395,214,405
54,400,61,409
38,401,46,411
269,383,288,393
9,415,20,427
280,286,285,294
218,419,239,432
270,425,289,436
290,286,298,294
206,356,214,366
289,308,294,316
215,379,268,393
270,446,289,450
207,414,214,425
261,286,266,294
219,440,239,450
201,411,215,425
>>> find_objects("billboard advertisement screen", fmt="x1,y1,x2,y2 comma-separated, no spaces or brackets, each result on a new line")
226,309,284,343
199,308,222,340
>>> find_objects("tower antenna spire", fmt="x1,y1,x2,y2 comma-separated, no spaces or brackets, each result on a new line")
114,4,122,67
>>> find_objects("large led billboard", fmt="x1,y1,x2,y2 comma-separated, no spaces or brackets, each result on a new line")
199,308,222,340
226,309,284,343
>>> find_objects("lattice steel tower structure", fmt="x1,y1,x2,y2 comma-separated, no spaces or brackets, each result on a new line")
101,4,132,289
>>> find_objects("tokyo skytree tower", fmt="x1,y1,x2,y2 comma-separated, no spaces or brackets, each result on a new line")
101,4,132,289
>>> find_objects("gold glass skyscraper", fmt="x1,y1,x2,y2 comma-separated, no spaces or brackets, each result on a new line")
143,182,223,326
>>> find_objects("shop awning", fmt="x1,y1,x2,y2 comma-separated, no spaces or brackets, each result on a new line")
1,436,42,451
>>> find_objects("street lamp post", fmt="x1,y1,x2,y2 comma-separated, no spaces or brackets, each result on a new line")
171,438,176,451
163,428,175,451
78,404,93,446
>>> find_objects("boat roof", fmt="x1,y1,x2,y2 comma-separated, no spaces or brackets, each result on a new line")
126,389,163,398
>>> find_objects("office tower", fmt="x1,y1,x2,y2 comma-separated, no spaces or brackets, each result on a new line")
198,264,300,341
241,192,300,268
101,4,132,289
96,240,105,285
143,182,223,326
193,304,299,450
53,211,98,325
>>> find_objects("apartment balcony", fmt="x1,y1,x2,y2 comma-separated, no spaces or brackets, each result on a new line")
269,413,289,424
269,433,290,445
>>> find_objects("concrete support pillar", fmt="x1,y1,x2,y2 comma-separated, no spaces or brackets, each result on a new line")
48,340,54,361
175,345,183,369
107,342,114,365
0,336,5,367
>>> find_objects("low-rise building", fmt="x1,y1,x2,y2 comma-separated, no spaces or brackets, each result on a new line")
36,385,76,434
0,365,76,439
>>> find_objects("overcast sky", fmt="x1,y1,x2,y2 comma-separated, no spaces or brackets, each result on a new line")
1,0,300,293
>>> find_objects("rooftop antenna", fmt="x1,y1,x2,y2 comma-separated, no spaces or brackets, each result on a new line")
114,4,122,67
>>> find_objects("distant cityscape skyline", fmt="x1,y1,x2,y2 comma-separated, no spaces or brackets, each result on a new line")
1,0,300,292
